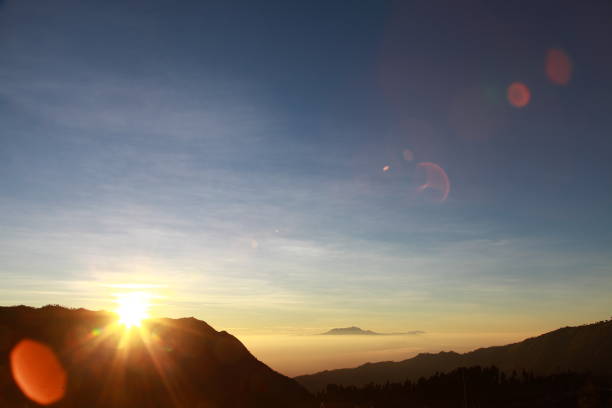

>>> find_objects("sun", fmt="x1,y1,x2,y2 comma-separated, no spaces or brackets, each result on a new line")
115,292,150,328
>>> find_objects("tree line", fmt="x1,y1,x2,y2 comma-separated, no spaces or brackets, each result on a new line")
318,366,611,408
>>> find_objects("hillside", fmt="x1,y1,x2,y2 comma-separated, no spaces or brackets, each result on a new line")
0,305,314,408
296,319,612,392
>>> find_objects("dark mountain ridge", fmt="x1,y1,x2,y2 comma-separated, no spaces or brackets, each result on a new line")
0,305,314,407
296,319,612,392
318,366,611,408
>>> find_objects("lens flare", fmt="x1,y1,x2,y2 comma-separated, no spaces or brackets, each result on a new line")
10,339,67,405
546,49,572,85
416,162,450,202
507,82,530,108
383,165,390,172
449,86,506,141
116,292,150,328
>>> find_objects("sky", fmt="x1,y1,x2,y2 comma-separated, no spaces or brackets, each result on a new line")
1,0,612,374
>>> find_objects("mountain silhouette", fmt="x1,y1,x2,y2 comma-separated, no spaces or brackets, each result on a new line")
296,319,612,392
0,305,314,407
320,327,424,336
318,366,611,407
321,327,379,335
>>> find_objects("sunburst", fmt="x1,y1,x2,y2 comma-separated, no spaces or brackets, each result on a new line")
115,292,150,328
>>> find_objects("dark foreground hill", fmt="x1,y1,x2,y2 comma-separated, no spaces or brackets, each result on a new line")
0,305,314,408
318,366,611,408
296,319,612,393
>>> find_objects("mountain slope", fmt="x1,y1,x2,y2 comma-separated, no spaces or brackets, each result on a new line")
0,305,314,408
295,320,612,392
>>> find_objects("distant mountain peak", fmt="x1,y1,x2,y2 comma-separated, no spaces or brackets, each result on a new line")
320,327,425,336
321,327,379,335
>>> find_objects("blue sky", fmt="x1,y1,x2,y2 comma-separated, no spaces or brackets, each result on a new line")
1,0,611,336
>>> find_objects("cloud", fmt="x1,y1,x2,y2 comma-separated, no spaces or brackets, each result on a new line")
0,71,271,143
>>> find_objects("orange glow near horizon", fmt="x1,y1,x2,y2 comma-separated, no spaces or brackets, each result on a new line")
115,292,150,328
10,339,67,405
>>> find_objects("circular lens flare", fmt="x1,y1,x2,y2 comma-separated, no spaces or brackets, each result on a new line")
507,82,530,108
416,162,450,202
116,292,150,328
10,339,67,405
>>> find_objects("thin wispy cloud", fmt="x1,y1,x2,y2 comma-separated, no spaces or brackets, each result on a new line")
1,0,611,348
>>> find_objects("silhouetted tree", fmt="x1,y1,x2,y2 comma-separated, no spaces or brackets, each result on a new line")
317,366,611,408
